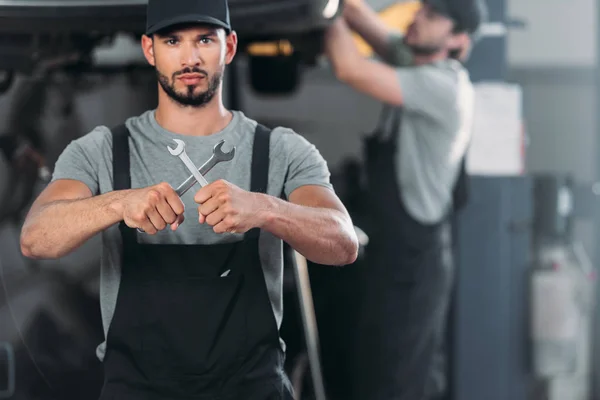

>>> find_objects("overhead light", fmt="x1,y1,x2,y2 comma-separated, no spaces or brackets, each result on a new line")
322,0,340,19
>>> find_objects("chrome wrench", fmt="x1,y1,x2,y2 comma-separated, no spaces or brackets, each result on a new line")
167,139,209,187
174,140,236,197
137,140,235,234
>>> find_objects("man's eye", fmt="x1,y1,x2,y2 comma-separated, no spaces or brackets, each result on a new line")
166,39,178,45
200,37,212,44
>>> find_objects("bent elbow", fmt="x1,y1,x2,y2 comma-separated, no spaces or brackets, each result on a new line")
342,237,359,266
335,69,354,85
334,226,359,266
20,227,58,260
20,244,33,259
331,62,354,84
20,229,41,259
20,234,37,259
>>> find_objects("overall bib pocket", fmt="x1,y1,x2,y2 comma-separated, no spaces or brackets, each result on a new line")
138,275,248,381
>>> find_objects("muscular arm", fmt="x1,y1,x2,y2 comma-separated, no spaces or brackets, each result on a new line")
21,179,185,260
20,179,125,259
195,180,359,266
258,185,358,266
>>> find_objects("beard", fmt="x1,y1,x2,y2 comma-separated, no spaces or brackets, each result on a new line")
409,45,442,56
402,35,446,57
156,66,222,108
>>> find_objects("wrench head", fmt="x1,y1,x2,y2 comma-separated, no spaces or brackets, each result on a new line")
213,140,235,161
167,139,185,156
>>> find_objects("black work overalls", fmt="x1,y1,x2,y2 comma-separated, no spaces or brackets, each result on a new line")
352,107,466,400
98,124,294,400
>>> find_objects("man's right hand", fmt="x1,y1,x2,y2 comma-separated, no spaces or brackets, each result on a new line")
121,182,185,234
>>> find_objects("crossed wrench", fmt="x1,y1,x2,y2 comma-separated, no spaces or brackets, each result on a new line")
168,139,236,196
136,140,235,234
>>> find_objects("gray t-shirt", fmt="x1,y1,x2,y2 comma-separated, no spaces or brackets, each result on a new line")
384,34,475,224
50,109,333,361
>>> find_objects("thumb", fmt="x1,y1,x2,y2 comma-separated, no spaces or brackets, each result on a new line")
171,213,185,231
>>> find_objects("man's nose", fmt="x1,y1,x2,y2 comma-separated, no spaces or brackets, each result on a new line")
180,42,203,67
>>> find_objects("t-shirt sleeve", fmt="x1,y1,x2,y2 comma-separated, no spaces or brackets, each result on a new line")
275,128,333,198
396,64,458,120
385,32,414,67
51,126,110,195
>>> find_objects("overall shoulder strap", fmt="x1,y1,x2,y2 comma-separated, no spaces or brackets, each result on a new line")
111,124,131,191
247,123,272,240
111,124,137,245
373,104,402,144
250,123,271,194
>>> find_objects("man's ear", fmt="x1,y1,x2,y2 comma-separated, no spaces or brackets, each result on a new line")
141,34,156,67
224,30,238,65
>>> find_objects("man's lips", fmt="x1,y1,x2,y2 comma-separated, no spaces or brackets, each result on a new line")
178,74,205,84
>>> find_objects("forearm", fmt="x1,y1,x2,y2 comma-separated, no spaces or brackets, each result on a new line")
343,2,393,60
257,194,358,266
21,190,127,259
325,18,365,81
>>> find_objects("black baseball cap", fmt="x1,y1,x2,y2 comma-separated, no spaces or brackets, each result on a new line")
145,0,231,36
424,0,488,35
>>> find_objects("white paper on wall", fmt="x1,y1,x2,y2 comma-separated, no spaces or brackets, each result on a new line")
467,82,525,176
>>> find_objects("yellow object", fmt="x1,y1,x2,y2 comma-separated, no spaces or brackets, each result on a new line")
246,1,421,57
247,40,294,57
354,1,421,56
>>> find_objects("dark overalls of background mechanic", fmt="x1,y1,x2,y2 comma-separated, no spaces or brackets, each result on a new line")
324,0,486,399
20,0,359,398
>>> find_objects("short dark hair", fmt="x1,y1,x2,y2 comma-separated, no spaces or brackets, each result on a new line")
452,23,466,34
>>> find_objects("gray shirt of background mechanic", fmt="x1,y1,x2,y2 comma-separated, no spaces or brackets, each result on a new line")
51,110,333,361
381,33,475,224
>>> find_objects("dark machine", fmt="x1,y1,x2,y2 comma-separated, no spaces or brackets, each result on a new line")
0,0,341,94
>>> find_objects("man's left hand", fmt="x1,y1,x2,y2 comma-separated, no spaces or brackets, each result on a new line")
194,180,268,234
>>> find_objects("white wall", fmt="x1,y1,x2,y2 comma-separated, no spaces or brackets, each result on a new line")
507,0,597,67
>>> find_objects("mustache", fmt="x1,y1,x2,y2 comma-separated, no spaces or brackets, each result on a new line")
173,67,208,78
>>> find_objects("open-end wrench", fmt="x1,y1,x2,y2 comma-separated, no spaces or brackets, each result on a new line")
137,140,235,234
138,139,208,235
174,140,236,197
167,139,209,187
